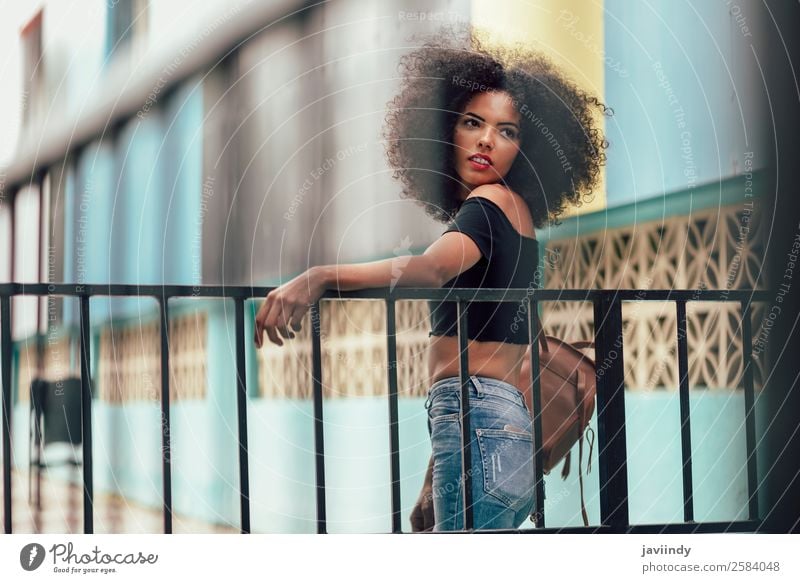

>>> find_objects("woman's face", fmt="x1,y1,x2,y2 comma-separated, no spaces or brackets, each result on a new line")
452,90,522,197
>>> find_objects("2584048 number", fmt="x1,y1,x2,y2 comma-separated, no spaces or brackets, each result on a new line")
731,561,780,572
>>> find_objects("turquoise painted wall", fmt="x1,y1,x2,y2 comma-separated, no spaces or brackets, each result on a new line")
603,0,766,206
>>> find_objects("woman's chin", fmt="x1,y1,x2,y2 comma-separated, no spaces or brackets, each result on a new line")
469,177,499,188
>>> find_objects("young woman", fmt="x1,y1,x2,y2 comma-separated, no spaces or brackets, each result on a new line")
253,27,609,531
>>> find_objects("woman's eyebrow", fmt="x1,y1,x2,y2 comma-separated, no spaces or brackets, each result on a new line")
463,111,520,129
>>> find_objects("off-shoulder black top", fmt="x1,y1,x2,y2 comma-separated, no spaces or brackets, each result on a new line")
428,196,540,344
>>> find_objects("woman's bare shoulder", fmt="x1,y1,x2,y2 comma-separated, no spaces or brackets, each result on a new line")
466,185,536,239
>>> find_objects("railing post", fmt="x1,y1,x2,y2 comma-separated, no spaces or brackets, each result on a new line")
158,296,173,534
740,299,760,521
456,301,474,531
593,292,629,530
3,187,16,535
233,298,251,534
526,299,546,528
310,302,327,533
1,294,13,534
385,299,402,533
675,300,695,522
78,295,94,533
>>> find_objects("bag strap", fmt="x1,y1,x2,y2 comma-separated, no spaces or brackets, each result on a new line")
561,451,571,480
534,312,549,352
579,428,589,526
559,429,592,525
571,340,596,350
577,368,589,527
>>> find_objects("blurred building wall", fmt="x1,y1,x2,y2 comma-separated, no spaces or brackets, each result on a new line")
8,0,770,289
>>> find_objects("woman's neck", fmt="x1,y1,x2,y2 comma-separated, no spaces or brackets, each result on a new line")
457,183,473,201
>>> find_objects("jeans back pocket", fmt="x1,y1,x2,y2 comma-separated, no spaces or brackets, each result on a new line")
476,427,534,512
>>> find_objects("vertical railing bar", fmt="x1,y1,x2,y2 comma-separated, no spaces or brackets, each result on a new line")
740,299,759,521
233,298,251,534
593,293,630,530
526,298,545,528
675,300,695,522
592,297,609,526
310,302,327,533
4,187,15,535
385,299,402,533
78,295,94,533
158,296,173,534
456,300,474,531
34,170,46,516
1,295,13,534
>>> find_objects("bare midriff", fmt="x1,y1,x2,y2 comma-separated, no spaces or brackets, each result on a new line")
427,334,527,393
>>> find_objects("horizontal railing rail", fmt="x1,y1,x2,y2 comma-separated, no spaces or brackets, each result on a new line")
0,283,770,534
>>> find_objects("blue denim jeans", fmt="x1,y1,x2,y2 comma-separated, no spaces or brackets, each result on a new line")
425,375,535,531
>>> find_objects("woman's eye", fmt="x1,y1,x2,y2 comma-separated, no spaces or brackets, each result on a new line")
463,118,479,128
501,128,518,139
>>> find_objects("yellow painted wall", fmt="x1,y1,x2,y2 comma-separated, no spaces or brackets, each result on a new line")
470,0,607,215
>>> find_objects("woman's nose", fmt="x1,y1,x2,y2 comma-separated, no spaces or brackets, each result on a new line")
477,127,494,149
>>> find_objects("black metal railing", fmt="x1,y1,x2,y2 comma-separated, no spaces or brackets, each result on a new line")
0,283,769,534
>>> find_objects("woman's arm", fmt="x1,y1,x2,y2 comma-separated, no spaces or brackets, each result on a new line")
254,183,520,347
313,253,443,291
254,225,486,348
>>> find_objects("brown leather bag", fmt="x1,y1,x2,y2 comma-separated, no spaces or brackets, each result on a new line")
518,314,596,526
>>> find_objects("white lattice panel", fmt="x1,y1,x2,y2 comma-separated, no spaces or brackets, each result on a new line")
97,312,207,403
543,203,767,391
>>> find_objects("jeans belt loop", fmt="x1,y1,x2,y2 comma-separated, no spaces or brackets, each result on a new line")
469,375,483,398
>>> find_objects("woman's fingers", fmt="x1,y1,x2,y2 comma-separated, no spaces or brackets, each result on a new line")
288,306,307,334
255,293,283,347
271,298,297,343
275,304,310,341
262,293,306,347
254,287,312,349
290,317,303,332
262,293,282,346
276,323,295,341
254,298,268,348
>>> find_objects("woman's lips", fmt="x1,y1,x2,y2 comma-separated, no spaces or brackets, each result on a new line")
468,158,491,170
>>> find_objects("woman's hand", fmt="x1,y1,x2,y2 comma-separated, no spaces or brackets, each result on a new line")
254,266,327,348
410,454,435,532
410,481,435,532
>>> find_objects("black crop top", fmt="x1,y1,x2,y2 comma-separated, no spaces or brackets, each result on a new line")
428,196,540,344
